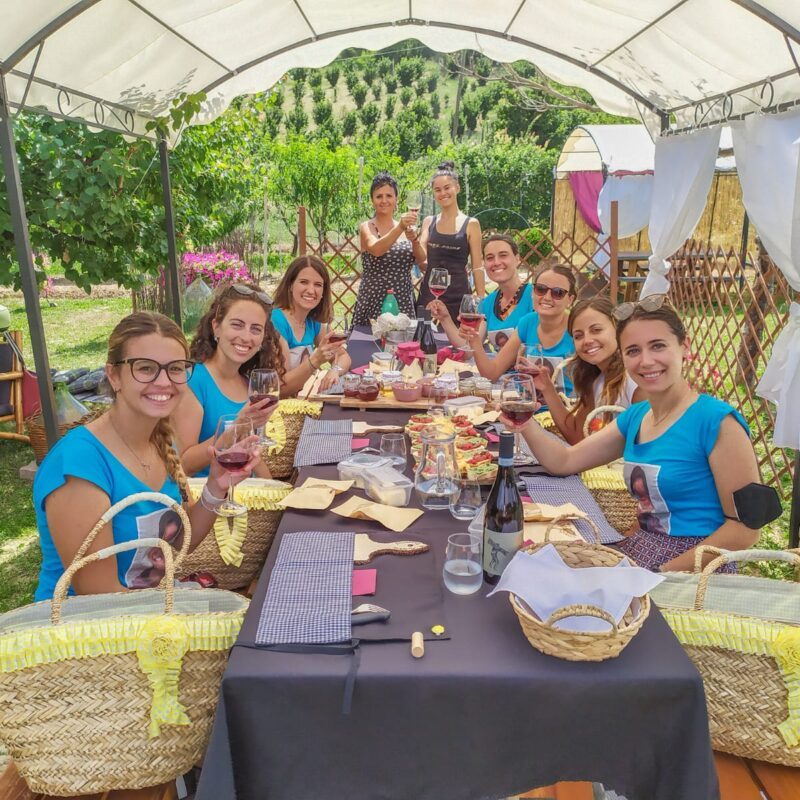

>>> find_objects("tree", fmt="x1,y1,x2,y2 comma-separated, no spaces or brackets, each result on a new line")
384,95,397,120
345,71,360,96
342,110,359,138
285,105,309,134
0,93,267,290
376,57,393,78
312,98,333,126
414,80,427,97
385,75,398,94
397,57,425,87
352,82,368,109
311,85,325,105
362,63,378,85
264,104,283,138
426,73,439,93
430,93,441,119
359,103,381,135
461,92,482,133
308,70,323,88
325,65,341,92
399,86,414,107
371,82,382,101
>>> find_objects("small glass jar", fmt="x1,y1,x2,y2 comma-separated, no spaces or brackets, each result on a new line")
379,370,403,396
473,377,493,402
458,377,475,397
358,375,380,402
342,373,361,398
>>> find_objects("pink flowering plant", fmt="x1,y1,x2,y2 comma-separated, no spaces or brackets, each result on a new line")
181,251,253,288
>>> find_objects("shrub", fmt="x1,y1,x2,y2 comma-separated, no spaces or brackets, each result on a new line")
399,86,414,107
325,65,341,90
384,95,396,120
308,70,323,88
311,86,325,105
352,82,368,109
359,102,381,134
312,98,333,126
426,73,439,93
182,251,252,288
397,57,425,87
285,105,308,133
385,75,398,94
342,110,359,138
430,93,441,119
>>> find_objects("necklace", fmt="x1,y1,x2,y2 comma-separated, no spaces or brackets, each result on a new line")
651,390,695,427
494,284,525,319
108,414,152,472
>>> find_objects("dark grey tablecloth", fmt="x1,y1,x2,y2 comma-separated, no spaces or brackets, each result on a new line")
194,329,719,800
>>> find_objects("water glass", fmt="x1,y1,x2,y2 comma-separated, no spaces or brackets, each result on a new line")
449,476,482,520
443,533,483,595
379,433,407,469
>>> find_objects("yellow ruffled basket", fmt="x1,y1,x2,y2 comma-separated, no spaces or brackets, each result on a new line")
652,547,800,766
177,478,292,590
0,492,248,796
262,398,322,479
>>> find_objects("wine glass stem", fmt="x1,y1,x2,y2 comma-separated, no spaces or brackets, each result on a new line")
515,432,523,455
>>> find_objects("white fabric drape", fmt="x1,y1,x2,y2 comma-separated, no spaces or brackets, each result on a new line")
640,128,721,297
594,174,654,274
732,110,800,448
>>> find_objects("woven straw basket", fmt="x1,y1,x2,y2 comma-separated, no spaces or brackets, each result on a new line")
510,515,651,662
0,492,248,795
262,398,322,479
178,478,292,589
26,406,106,464
652,546,800,766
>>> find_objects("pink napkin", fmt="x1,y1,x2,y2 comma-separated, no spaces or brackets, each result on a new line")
485,431,500,443
352,437,371,449
352,569,376,596
437,346,465,365
351,365,368,375
395,342,424,365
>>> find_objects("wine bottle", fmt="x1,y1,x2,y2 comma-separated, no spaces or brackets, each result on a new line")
413,305,426,343
419,313,438,375
483,431,524,584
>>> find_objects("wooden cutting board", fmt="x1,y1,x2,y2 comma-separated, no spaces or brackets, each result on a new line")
340,395,432,411
354,534,429,565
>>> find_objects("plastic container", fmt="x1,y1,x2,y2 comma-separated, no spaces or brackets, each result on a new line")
378,370,403,395
444,396,486,420
363,466,414,507
380,290,400,315
337,453,392,488
370,352,395,371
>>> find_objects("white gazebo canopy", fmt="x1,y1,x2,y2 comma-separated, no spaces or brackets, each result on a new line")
3,2,800,140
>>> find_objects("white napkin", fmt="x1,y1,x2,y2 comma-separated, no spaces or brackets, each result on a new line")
488,544,664,632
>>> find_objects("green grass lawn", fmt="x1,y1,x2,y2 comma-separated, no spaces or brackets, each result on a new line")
1,295,132,611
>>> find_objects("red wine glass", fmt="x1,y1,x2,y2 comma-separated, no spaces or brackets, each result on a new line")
248,369,280,447
429,267,450,300
212,415,256,517
499,373,536,466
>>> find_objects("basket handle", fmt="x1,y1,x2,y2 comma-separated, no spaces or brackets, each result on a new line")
691,544,728,574
693,548,800,610
544,604,618,634
51,537,176,624
544,513,600,545
582,404,626,438
72,491,192,572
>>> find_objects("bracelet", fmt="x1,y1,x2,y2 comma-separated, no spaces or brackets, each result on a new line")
200,483,226,512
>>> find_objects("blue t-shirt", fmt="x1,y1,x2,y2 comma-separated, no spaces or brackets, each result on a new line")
187,362,246,477
479,284,533,350
616,394,749,538
33,426,183,601
271,308,321,369
516,311,575,396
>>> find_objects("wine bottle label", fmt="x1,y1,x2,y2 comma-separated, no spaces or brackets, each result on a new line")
483,527,523,577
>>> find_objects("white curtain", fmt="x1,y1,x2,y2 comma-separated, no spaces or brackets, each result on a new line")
640,128,721,297
732,110,800,449
594,174,654,274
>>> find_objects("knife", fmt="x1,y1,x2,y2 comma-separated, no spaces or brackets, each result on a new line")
351,603,391,625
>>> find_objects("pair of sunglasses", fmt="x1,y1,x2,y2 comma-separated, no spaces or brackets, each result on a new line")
533,283,570,301
612,293,669,321
226,283,273,306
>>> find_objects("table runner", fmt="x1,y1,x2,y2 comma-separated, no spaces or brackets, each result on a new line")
255,530,355,646
523,475,625,544
293,417,353,466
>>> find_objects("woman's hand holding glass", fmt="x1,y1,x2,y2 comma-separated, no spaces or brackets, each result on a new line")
245,369,280,446
426,299,450,324
399,210,418,230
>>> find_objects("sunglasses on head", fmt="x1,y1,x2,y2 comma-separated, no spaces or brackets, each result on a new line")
227,283,273,306
533,283,570,301
612,293,669,321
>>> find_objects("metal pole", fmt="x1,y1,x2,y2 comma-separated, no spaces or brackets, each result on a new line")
609,200,619,301
158,130,182,327
0,72,59,446
790,453,800,549
739,211,750,267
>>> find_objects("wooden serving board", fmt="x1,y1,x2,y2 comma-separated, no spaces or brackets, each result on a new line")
299,372,347,403
340,395,433,411
354,534,429,564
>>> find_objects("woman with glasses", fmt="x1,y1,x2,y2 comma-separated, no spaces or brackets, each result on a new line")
532,296,644,443
176,281,284,477
353,171,424,326
500,297,760,572
32,312,260,600
271,255,352,395
428,234,533,351
464,264,576,388
416,161,485,318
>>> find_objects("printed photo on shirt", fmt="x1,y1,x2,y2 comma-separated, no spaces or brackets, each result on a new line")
124,508,185,589
488,328,512,352
624,462,670,536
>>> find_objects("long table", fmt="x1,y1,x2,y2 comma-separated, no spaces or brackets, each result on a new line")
195,330,719,800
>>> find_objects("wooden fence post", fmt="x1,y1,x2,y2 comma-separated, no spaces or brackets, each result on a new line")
609,200,619,301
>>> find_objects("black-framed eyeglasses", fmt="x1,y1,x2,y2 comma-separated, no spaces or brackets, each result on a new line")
112,358,195,384
612,294,669,321
230,283,273,306
533,283,570,301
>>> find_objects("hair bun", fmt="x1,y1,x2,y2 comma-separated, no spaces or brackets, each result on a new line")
437,160,456,171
